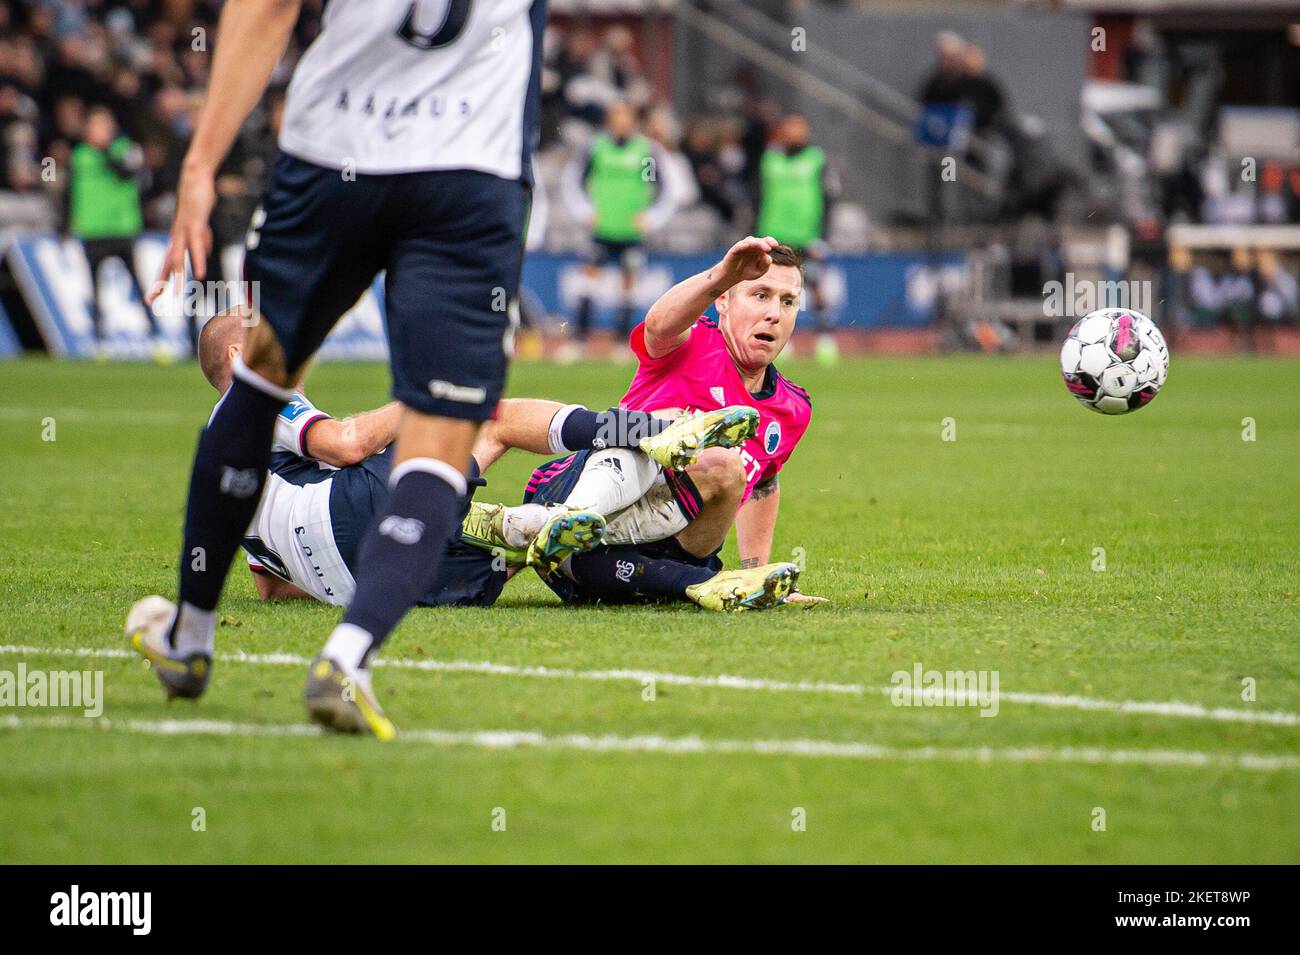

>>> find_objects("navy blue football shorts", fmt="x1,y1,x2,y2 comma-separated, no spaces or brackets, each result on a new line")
244,152,529,421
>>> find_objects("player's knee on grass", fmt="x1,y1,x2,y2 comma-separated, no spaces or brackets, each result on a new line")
688,448,746,505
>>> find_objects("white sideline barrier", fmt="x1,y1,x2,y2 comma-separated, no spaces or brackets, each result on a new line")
4,234,388,361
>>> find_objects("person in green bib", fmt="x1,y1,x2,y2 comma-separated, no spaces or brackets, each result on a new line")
563,101,676,358
70,105,161,353
755,114,841,365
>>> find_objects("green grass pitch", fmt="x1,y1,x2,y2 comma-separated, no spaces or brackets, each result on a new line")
0,353,1296,863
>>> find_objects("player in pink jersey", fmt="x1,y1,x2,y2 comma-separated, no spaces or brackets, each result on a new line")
624,238,812,563
480,237,822,610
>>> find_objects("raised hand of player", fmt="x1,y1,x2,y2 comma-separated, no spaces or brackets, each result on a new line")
719,235,779,285
147,162,216,303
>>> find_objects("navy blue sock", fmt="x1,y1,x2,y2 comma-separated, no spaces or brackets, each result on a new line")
559,406,669,452
567,546,715,602
341,464,464,660
176,374,284,617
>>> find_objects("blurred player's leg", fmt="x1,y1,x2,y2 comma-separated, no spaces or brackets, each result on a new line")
310,170,529,738
129,328,301,698
313,414,477,740
168,331,292,646
616,257,637,340
129,157,384,699
571,263,599,349
113,239,163,342
85,239,157,350
804,256,839,367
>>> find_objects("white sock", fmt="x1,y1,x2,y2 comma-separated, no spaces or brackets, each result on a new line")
171,602,217,657
564,449,660,516
323,622,373,673
500,503,549,548
547,404,584,454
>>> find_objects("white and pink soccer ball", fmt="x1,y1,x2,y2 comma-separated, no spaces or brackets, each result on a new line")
1060,308,1169,415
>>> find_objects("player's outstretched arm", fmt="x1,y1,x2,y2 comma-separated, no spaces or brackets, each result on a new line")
148,0,302,301
642,235,780,358
304,402,403,469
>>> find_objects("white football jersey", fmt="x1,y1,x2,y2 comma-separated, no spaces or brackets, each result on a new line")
278,0,544,179
270,393,333,460
227,393,356,606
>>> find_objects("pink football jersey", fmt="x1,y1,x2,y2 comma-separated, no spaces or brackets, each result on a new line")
622,318,812,501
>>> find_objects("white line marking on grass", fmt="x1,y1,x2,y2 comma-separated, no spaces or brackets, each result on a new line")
2,714,1296,772
1,644,1296,728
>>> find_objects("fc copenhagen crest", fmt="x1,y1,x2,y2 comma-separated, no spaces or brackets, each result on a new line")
764,420,781,454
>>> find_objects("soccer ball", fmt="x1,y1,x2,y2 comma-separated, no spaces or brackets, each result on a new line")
1059,308,1169,415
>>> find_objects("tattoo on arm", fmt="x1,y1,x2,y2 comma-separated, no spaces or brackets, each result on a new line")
703,268,725,299
740,557,760,569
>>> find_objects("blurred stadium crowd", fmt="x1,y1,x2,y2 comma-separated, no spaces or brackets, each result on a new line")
0,0,1296,351
0,1,771,244
0,0,294,238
